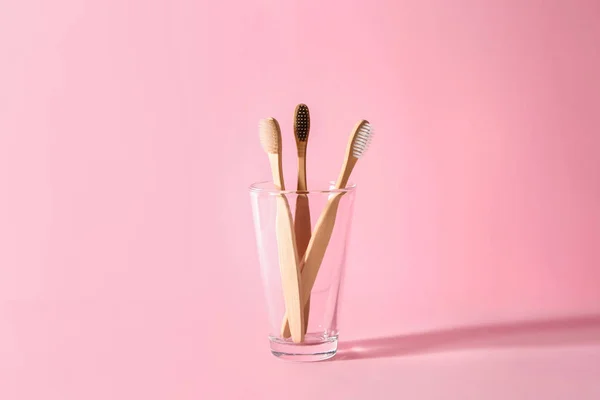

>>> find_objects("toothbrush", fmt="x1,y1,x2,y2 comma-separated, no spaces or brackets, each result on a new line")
281,104,312,339
281,120,374,334
259,117,305,343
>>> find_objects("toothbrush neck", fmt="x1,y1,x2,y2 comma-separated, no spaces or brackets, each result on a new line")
297,155,307,191
335,157,357,189
269,153,285,190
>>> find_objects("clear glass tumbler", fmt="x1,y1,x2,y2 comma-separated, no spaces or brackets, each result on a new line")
249,180,356,362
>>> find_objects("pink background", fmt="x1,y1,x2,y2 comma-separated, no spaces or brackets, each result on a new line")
1,0,600,398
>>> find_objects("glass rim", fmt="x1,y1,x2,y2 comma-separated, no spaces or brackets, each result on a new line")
248,180,357,195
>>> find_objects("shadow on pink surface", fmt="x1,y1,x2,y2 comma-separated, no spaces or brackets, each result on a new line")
335,314,600,361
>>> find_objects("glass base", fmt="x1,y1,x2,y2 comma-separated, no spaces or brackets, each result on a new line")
269,334,338,362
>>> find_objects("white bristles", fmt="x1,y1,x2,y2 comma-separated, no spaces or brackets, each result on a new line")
352,122,373,158
259,118,280,154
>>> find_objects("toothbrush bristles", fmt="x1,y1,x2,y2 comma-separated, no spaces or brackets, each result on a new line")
294,104,310,142
259,118,280,154
352,121,373,158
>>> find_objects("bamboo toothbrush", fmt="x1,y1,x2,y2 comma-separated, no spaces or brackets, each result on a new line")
293,104,311,257
281,120,374,334
281,104,312,339
259,117,305,343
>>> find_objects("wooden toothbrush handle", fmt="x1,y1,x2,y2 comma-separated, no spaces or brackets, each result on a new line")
294,194,312,266
280,294,312,339
275,194,305,343
280,193,344,336
281,193,312,338
297,194,312,336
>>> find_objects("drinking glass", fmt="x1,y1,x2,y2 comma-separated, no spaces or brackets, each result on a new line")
249,180,356,361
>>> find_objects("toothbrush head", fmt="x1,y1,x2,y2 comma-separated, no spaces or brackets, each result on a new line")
351,120,374,158
293,103,310,143
259,117,282,155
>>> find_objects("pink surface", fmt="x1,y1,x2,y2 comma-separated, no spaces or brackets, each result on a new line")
1,0,600,398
